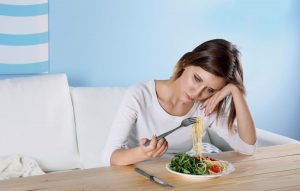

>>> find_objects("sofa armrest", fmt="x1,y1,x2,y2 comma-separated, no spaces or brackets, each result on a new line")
256,128,298,147
207,127,298,151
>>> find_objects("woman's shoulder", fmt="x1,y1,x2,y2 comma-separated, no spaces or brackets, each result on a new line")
126,80,154,94
123,80,155,103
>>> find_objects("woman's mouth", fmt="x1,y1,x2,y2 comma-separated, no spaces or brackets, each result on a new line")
186,94,194,101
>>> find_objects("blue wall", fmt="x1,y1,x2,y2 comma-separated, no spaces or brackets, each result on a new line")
1,0,299,140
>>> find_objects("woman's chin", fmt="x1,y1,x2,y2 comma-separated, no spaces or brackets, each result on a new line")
182,97,194,103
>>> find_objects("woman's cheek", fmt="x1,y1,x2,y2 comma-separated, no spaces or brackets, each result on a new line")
198,93,210,101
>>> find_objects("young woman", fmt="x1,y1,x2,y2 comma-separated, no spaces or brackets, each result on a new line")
101,39,256,166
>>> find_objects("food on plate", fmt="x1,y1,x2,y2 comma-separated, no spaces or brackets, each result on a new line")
169,153,227,175
169,117,227,175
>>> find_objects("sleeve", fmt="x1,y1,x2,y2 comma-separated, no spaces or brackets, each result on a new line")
208,114,257,155
100,86,140,166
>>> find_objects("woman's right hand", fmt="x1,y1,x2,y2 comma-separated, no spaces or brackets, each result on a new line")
139,136,168,159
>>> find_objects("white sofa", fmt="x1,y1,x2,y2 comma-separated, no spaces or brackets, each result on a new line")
0,73,297,173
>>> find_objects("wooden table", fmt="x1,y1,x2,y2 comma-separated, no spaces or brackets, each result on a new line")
0,143,299,191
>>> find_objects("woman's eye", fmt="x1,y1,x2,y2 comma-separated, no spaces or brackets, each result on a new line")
207,88,215,94
194,75,201,82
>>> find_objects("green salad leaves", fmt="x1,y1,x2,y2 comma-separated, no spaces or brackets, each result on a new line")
169,153,210,175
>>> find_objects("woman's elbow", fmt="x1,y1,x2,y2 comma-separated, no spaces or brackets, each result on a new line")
238,143,257,155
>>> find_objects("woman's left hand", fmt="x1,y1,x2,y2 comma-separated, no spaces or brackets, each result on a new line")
201,84,238,116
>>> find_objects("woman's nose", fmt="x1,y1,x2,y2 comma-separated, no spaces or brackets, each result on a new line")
191,84,205,97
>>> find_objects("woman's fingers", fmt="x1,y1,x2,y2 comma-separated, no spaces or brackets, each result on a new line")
201,99,209,109
201,99,210,116
139,136,157,154
140,137,168,158
157,141,168,157
139,138,147,145
205,97,215,116
161,142,169,156
202,93,221,116
145,135,158,151
201,84,235,115
151,138,168,157
208,93,219,114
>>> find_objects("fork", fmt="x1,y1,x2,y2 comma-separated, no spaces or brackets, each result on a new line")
144,117,197,146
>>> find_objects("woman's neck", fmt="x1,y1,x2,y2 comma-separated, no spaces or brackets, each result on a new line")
155,79,194,116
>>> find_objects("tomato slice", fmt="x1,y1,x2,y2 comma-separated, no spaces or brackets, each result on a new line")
210,165,220,173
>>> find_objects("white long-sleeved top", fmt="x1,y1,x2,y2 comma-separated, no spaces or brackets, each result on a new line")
100,80,256,166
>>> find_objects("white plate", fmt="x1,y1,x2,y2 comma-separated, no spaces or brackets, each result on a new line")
166,160,235,180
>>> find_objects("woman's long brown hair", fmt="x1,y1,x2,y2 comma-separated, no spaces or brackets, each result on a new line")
171,39,245,132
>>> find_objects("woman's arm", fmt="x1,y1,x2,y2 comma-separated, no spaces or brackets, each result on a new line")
230,85,256,144
202,84,256,145
104,84,169,166
110,137,168,166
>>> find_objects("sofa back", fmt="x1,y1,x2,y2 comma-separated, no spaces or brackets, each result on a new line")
1,74,296,172
71,87,127,168
0,74,80,172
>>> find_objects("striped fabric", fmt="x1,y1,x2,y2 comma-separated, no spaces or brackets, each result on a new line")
0,0,48,74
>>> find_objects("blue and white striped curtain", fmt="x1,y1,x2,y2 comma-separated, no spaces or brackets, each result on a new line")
0,0,48,74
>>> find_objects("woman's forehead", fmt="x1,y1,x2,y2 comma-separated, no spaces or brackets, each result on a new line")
188,66,226,89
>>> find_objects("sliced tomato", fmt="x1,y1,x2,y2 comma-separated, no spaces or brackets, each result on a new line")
210,165,220,173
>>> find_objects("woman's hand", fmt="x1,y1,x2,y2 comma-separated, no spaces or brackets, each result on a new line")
200,83,256,147
110,137,168,166
201,84,239,116
139,136,168,159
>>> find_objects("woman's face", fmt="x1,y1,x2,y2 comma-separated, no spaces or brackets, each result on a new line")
178,66,226,102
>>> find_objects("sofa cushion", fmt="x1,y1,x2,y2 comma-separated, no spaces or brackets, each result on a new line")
71,87,126,169
0,74,80,171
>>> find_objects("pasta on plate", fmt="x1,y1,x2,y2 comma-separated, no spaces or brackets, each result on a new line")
167,117,234,177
